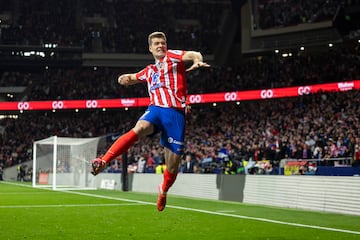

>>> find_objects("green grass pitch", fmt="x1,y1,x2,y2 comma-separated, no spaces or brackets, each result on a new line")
1,181,359,240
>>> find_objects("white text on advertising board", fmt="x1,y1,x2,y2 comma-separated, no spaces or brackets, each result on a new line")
86,100,98,108
260,89,273,99
52,101,64,109
17,102,30,110
224,92,237,101
189,95,202,103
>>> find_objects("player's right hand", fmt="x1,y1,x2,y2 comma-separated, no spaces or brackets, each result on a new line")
118,74,130,85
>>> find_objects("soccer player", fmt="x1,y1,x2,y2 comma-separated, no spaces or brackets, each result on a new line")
90,31,210,211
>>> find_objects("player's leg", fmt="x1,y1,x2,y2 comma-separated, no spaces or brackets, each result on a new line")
91,119,154,175
163,149,182,189
103,119,154,161
157,149,181,211
157,108,185,211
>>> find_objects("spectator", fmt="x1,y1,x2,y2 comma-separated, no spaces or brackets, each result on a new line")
136,156,146,174
0,165,3,180
182,153,196,173
353,137,360,167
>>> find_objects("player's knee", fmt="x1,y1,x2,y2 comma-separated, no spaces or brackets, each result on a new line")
166,165,178,174
134,122,152,137
136,123,144,132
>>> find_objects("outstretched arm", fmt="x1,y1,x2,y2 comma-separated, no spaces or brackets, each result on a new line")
182,51,210,72
118,73,141,86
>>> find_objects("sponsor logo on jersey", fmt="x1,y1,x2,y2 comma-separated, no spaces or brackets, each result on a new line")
150,72,164,91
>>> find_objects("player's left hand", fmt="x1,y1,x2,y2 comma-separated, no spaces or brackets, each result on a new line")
186,61,210,72
185,105,191,115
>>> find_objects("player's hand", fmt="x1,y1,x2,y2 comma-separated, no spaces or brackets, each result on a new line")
118,74,131,85
186,61,210,72
185,105,191,115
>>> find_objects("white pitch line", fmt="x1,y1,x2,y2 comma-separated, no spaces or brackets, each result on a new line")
0,192,51,195
2,181,360,235
216,210,236,213
62,189,154,206
65,190,360,236
0,203,143,209
169,205,360,235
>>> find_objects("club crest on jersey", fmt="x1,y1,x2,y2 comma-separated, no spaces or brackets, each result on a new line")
150,72,164,91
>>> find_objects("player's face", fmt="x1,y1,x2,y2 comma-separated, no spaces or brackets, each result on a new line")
149,37,167,60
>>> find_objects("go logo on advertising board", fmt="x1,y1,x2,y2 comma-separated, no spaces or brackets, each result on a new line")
260,89,273,99
224,92,237,101
52,101,64,109
86,100,98,108
297,86,311,95
17,102,30,110
189,95,202,103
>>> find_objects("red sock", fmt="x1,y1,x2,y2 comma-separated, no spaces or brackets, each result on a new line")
162,169,177,193
102,130,138,162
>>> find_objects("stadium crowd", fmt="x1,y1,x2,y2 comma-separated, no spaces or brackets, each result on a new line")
0,90,359,175
1,0,356,52
0,0,360,176
1,42,359,101
255,0,339,29
0,0,228,54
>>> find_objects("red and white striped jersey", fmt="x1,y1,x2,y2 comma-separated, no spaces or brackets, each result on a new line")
135,50,187,109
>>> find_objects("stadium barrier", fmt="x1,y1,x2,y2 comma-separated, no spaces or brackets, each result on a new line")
91,173,360,216
280,157,353,175
4,163,360,215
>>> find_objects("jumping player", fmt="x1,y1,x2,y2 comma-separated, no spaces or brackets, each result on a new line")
90,31,210,211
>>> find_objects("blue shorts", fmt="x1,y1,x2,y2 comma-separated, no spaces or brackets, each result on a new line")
139,105,185,155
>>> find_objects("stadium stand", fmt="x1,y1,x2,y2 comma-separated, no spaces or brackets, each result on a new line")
254,0,339,30
0,90,359,175
0,0,229,53
0,0,359,176
0,42,359,101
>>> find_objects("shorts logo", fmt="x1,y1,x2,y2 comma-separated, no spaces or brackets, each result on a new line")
177,147,184,153
168,137,184,145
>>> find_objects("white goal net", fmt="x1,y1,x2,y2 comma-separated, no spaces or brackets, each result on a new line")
32,136,101,190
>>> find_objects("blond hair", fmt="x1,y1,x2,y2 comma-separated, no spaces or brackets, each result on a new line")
148,31,167,46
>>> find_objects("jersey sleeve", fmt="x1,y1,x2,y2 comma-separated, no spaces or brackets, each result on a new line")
167,50,186,62
135,67,148,82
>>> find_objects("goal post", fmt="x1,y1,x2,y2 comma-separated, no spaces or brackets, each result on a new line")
32,136,101,190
